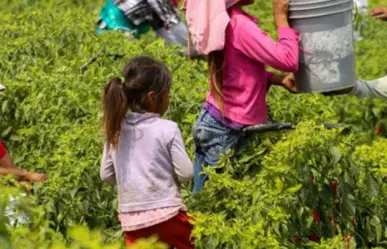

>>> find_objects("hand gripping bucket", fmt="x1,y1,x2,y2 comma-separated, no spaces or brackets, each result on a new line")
289,0,357,93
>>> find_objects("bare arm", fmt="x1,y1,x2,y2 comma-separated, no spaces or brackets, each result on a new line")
0,154,46,182
371,7,387,20
0,154,27,179
269,73,297,93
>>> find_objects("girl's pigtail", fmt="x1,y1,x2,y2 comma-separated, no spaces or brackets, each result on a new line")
103,77,128,149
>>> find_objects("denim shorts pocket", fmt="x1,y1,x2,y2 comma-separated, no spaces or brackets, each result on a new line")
193,126,227,164
193,112,240,165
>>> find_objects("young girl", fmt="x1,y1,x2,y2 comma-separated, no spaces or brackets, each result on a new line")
183,0,300,193
100,56,195,249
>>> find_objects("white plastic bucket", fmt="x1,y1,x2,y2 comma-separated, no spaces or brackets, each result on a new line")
289,0,357,93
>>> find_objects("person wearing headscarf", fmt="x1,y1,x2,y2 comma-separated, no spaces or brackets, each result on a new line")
183,0,300,193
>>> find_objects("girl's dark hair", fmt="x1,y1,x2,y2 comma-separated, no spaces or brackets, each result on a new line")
208,50,225,114
103,56,171,148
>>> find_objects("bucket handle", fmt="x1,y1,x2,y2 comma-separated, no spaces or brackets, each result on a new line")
353,0,360,22
299,46,313,55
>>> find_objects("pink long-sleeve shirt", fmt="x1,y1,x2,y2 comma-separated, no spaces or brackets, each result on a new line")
206,7,300,125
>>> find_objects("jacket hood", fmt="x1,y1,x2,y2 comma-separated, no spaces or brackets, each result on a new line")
125,112,160,125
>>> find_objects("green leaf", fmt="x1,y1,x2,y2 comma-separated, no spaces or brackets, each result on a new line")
330,146,342,164
275,177,284,191
286,184,303,193
367,175,380,198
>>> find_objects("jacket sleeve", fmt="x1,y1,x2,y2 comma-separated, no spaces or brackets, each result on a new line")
0,140,8,160
100,144,116,184
232,17,300,72
170,127,193,183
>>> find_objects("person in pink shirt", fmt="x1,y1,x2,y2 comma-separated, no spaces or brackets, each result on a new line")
183,0,299,193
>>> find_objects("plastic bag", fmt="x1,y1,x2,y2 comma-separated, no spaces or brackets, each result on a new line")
96,0,150,39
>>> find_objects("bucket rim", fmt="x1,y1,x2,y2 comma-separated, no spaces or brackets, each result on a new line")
289,0,352,6
289,5,353,19
296,83,357,93
290,0,353,11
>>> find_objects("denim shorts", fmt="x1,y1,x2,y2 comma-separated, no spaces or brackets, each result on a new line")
192,109,243,193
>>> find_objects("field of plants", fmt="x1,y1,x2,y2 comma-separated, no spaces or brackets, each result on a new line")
1,0,387,248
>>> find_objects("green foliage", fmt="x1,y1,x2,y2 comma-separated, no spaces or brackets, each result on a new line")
0,181,167,249
0,0,387,248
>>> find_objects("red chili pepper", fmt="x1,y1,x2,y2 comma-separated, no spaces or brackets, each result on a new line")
331,181,337,195
292,236,301,244
351,216,356,225
171,0,179,7
344,236,351,249
329,216,338,225
335,200,340,212
308,233,320,242
313,210,321,223
376,126,383,136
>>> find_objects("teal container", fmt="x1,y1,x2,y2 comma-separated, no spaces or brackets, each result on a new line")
96,0,150,38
